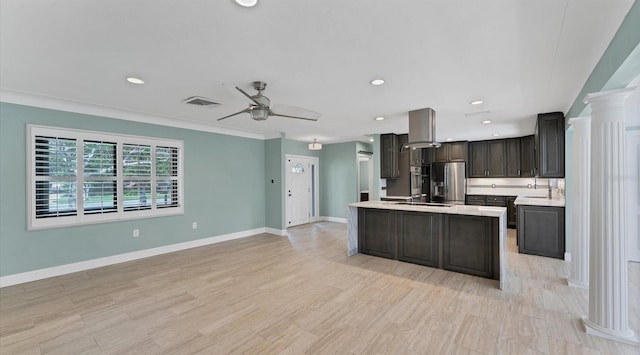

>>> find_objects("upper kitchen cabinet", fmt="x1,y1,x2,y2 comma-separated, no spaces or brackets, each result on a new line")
520,135,536,177
506,138,521,177
468,140,506,177
380,133,399,179
410,147,433,166
432,141,468,163
535,112,565,178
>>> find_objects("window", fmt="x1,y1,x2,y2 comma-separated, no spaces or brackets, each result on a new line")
28,125,184,230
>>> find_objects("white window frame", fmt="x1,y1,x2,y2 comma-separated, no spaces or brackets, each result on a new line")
27,125,184,230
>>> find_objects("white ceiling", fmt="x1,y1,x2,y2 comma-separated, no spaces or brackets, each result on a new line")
0,0,634,144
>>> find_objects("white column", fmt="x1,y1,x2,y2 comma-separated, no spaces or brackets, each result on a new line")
582,87,639,345
567,117,590,289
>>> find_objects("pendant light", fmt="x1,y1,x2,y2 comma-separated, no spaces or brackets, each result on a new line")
308,138,322,150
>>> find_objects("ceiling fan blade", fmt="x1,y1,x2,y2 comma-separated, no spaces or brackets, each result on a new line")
269,111,319,121
217,108,250,121
271,104,321,121
235,87,262,106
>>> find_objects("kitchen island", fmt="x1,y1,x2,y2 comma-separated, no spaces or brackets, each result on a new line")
347,201,507,289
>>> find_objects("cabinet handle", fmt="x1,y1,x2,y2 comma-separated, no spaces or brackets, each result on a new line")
518,169,520,175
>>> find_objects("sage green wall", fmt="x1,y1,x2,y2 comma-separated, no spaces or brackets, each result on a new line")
566,0,640,118
264,138,282,230
320,142,359,218
0,103,266,276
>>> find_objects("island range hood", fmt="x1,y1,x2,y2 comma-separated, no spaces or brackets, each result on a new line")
408,107,441,148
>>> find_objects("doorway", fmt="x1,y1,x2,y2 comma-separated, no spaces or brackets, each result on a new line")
358,153,373,201
285,155,319,228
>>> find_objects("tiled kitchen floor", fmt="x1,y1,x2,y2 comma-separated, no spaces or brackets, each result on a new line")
1,222,638,354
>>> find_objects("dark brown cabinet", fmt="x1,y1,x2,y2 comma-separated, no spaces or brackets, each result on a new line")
506,197,516,228
466,195,486,206
506,138,521,177
469,140,506,177
520,135,536,177
517,205,565,259
357,208,500,281
410,147,433,166
443,215,495,279
380,133,399,179
397,211,439,267
432,141,468,163
358,208,396,259
535,112,565,178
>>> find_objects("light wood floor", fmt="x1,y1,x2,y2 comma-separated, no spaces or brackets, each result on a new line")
1,223,638,354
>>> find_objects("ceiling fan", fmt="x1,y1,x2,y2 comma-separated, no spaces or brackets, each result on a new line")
217,81,321,122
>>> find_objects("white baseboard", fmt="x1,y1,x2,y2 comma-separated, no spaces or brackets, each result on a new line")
565,252,571,262
265,227,287,236
320,216,348,224
0,227,276,288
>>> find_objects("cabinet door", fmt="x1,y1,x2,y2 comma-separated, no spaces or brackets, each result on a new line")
487,140,507,177
433,144,449,162
448,141,468,162
537,113,565,178
380,134,399,179
397,211,439,267
422,148,434,165
409,147,422,166
468,141,487,177
443,215,493,278
520,135,536,177
358,208,396,259
506,138,521,177
506,197,516,228
517,205,565,259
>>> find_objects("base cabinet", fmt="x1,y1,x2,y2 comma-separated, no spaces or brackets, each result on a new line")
517,205,565,259
397,211,439,267
357,208,499,281
443,215,494,278
358,208,396,259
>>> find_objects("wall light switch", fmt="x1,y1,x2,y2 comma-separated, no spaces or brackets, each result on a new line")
133,229,140,237
192,222,198,229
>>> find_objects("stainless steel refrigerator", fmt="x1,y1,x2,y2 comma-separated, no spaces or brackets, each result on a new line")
430,162,466,204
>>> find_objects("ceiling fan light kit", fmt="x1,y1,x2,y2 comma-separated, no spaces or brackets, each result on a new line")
309,139,322,151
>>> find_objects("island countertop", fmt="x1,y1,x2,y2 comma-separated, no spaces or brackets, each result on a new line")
348,201,506,218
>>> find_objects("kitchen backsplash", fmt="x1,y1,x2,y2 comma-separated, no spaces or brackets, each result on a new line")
467,178,565,197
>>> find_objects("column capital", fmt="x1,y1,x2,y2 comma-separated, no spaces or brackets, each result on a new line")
568,116,592,126
584,87,636,105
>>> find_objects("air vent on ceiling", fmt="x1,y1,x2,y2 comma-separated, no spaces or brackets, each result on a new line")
182,96,220,107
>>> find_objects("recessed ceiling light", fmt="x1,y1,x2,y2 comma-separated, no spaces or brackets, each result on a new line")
481,120,492,124
235,0,258,7
370,79,385,86
470,100,483,105
446,138,453,141
492,133,500,137
126,77,144,85
375,116,385,121
369,137,374,142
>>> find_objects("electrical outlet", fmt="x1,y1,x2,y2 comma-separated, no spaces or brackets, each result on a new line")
192,222,198,229
133,229,139,237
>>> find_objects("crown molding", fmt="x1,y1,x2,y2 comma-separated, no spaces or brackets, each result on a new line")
0,88,274,140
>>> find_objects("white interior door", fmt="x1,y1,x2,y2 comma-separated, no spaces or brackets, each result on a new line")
286,156,311,227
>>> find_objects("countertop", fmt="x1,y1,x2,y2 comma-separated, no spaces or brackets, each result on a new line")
514,196,565,207
348,200,506,218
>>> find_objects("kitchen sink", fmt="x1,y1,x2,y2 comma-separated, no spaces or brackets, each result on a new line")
395,202,453,208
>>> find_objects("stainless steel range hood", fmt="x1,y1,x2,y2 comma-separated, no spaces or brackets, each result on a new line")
408,108,441,148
